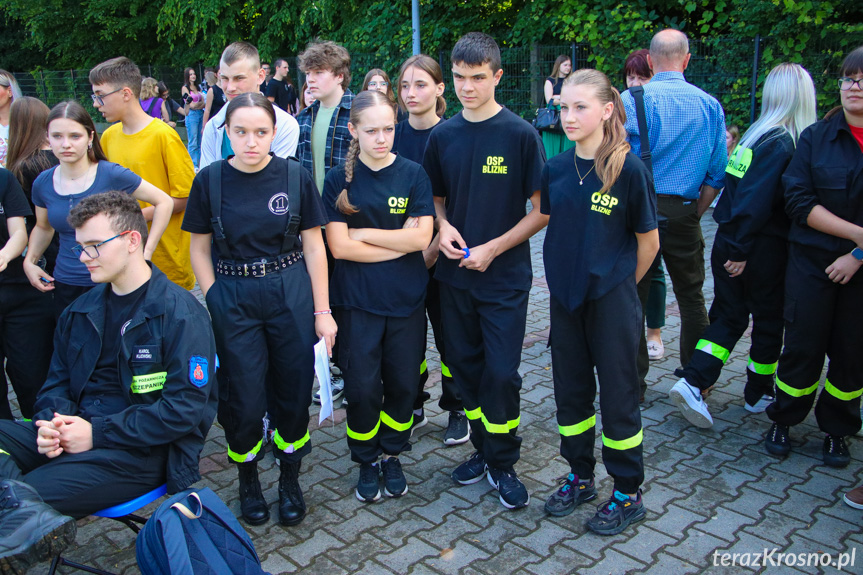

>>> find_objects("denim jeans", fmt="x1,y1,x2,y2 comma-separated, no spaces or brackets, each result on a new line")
186,109,204,168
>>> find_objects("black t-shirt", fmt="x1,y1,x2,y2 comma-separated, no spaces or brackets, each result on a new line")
547,77,564,97
423,107,545,291
541,151,657,312
182,156,327,260
0,168,33,285
210,85,227,120
323,154,435,316
17,150,61,274
266,79,298,115
393,119,444,164
80,280,150,421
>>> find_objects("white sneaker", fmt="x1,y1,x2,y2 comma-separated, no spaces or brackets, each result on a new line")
669,378,713,428
744,394,774,414
647,340,664,361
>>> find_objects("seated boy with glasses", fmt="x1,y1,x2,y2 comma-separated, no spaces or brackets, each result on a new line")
0,192,217,573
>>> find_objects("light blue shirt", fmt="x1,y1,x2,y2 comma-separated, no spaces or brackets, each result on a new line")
621,71,727,199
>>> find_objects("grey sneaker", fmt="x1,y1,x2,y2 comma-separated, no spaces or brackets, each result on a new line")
669,378,713,428
443,411,470,446
544,473,597,517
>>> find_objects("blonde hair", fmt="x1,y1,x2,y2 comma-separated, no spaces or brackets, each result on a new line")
140,77,160,99
563,69,630,194
335,90,396,215
738,63,815,150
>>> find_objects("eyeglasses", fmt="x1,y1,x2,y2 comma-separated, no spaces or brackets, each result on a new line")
90,87,124,106
367,82,388,89
838,77,863,91
71,231,131,258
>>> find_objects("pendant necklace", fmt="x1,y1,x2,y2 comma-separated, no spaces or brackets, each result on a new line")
574,152,595,186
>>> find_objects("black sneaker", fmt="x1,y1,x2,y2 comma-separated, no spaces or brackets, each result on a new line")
381,458,408,497
544,473,597,517
410,409,428,437
487,466,530,509
823,435,850,468
443,411,470,446
0,480,77,574
451,451,486,485
765,422,791,456
355,462,381,503
586,490,646,535
313,377,344,405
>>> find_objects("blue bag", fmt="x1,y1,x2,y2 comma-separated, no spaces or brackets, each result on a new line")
136,487,269,575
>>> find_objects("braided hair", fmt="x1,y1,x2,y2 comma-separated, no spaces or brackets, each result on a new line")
335,90,396,215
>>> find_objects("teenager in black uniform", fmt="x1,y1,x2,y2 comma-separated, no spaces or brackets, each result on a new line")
0,168,37,418
670,63,817,427
323,90,434,502
764,46,863,468
183,93,336,526
423,33,547,510
392,55,468,446
541,69,658,535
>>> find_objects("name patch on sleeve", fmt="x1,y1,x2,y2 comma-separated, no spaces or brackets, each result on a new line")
189,356,209,387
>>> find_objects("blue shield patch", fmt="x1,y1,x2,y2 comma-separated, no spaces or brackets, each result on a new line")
189,356,209,387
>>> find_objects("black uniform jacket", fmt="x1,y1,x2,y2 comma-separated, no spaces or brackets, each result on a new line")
784,111,863,257
32,265,218,493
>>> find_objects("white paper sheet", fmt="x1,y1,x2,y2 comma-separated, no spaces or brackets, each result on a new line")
314,338,334,424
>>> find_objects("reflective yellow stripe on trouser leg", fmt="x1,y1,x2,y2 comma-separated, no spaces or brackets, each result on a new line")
346,416,382,441
602,429,643,450
228,438,264,463
441,362,452,378
775,377,819,398
747,358,778,375
559,415,596,437
695,339,731,363
381,411,413,431
824,379,863,402
273,430,311,454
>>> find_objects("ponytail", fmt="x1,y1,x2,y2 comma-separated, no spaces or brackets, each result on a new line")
336,139,360,215
594,87,629,194
563,69,630,194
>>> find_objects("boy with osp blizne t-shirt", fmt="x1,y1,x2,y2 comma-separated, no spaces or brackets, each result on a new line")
422,32,547,510
90,57,196,289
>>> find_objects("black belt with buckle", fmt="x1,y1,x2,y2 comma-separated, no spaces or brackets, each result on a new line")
216,252,304,278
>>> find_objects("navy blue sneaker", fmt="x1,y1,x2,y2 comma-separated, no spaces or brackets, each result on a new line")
487,466,529,509
586,490,646,535
544,473,597,517
765,423,791,456
381,457,408,497
451,451,486,485
355,462,381,503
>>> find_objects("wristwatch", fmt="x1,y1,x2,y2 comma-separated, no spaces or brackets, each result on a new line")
852,247,863,262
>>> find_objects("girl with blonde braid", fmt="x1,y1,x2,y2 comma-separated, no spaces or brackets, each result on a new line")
322,90,434,502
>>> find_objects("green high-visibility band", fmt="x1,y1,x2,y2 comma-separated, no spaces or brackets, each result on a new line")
776,377,818,398
381,411,413,432
559,415,596,437
441,363,452,378
725,145,753,178
130,372,167,394
420,359,427,375
824,379,863,402
747,358,778,375
602,429,643,450
482,414,520,434
228,438,263,463
464,406,482,420
346,417,381,441
0,449,9,456
696,340,731,363
273,430,310,453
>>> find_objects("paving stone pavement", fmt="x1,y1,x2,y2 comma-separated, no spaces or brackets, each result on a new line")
20,212,863,574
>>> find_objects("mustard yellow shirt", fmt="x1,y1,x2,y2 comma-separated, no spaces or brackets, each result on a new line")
101,120,196,289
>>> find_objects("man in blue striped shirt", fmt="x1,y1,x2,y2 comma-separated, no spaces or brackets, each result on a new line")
621,29,727,410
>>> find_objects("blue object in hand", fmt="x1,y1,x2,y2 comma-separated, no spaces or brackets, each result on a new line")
463,247,470,259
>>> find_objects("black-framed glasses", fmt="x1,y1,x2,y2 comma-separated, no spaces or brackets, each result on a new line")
367,81,388,89
838,77,863,91
90,87,124,106
71,231,131,258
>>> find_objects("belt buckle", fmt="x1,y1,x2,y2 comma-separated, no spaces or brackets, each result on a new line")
260,258,267,278
244,263,248,277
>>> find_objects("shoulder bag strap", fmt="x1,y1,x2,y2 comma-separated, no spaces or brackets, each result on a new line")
208,161,234,260
629,86,653,176
280,158,303,253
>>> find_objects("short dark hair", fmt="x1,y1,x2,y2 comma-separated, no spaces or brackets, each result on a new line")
221,41,261,70
89,57,143,99
451,32,501,73
839,45,863,77
624,49,652,80
298,40,352,89
68,191,149,246
273,58,288,69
